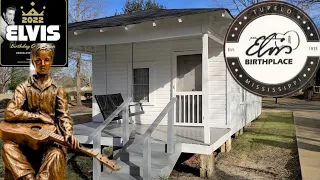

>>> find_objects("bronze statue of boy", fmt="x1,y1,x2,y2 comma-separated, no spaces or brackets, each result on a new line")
2,43,80,180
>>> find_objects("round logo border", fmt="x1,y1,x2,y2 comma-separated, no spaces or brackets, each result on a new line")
224,0,320,97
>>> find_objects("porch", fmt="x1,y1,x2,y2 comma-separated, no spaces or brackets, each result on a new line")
71,97,237,179
72,32,229,145
74,121,231,154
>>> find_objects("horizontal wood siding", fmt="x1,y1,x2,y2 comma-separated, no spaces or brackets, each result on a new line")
93,37,202,125
227,71,262,134
246,90,262,124
92,45,107,122
208,39,227,127
92,39,261,128
227,71,244,132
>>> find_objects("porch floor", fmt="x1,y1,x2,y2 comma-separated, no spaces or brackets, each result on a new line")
74,121,230,146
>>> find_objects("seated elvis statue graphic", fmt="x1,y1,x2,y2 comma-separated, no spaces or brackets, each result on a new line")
0,43,80,180
0,43,120,180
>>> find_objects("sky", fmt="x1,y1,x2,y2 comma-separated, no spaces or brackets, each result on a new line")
103,0,216,17
99,0,319,26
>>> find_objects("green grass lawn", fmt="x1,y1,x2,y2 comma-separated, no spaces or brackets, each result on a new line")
214,111,302,179
66,153,92,180
171,111,302,180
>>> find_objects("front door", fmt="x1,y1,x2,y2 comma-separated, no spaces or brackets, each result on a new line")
172,53,203,126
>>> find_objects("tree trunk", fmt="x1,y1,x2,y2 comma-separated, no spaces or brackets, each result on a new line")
76,0,81,21
76,53,82,106
0,85,4,93
2,84,7,93
75,0,82,106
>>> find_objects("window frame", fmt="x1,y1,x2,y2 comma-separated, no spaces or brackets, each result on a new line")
128,62,155,106
133,68,150,102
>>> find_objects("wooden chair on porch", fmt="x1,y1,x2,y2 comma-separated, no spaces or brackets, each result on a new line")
95,93,144,122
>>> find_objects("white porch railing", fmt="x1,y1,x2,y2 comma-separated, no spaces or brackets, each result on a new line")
140,97,177,180
313,86,320,94
175,92,202,125
87,97,132,180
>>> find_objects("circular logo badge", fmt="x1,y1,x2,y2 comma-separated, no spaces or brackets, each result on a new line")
224,1,320,97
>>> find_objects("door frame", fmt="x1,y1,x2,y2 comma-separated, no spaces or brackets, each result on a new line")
171,49,203,126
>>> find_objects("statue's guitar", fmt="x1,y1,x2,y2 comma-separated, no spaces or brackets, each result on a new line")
0,121,120,171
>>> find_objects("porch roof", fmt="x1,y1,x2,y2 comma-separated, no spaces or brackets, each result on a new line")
68,8,233,31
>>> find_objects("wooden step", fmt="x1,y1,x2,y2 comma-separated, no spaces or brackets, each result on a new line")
102,159,167,178
114,149,171,166
75,134,122,146
107,144,181,179
100,172,142,180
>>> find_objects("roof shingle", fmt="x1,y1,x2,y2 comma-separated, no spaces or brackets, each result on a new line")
68,8,231,31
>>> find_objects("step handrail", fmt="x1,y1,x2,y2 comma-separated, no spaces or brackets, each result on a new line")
90,97,132,180
141,97,177,180
141,97,177,141
86,97,132,144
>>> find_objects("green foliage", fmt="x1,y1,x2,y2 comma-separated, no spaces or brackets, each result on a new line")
145,0,165,10
117,0,166,15
102,146,113,157
66,90,92,100
0,99,10,109
158,175,170,180
66,154,92,180
66,91,75,101
123,0,144,14
9,67,29,91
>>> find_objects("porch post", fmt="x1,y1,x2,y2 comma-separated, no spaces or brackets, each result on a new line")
167,106,174,153
92,132,101,180
122,105,129,145
202,33,210,144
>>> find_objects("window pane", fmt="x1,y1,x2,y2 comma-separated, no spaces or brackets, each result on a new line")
133,85,149,101
133,68,149,102
177,54,202,91
134,68,149,84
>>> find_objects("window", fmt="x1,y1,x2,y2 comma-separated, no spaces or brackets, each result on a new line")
128,62,154,105
133,68,149,102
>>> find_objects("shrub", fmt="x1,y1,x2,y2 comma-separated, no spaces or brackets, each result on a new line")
0,99,11,109
66,90,92,100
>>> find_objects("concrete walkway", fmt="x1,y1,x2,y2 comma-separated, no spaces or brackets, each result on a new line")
263,98,320,180
294,111,320,180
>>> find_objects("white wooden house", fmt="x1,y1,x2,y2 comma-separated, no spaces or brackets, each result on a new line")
69,8,262,179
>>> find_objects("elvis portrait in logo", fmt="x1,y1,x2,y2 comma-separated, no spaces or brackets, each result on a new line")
224,1,320,97
1,5,16,44
0,0,67,67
